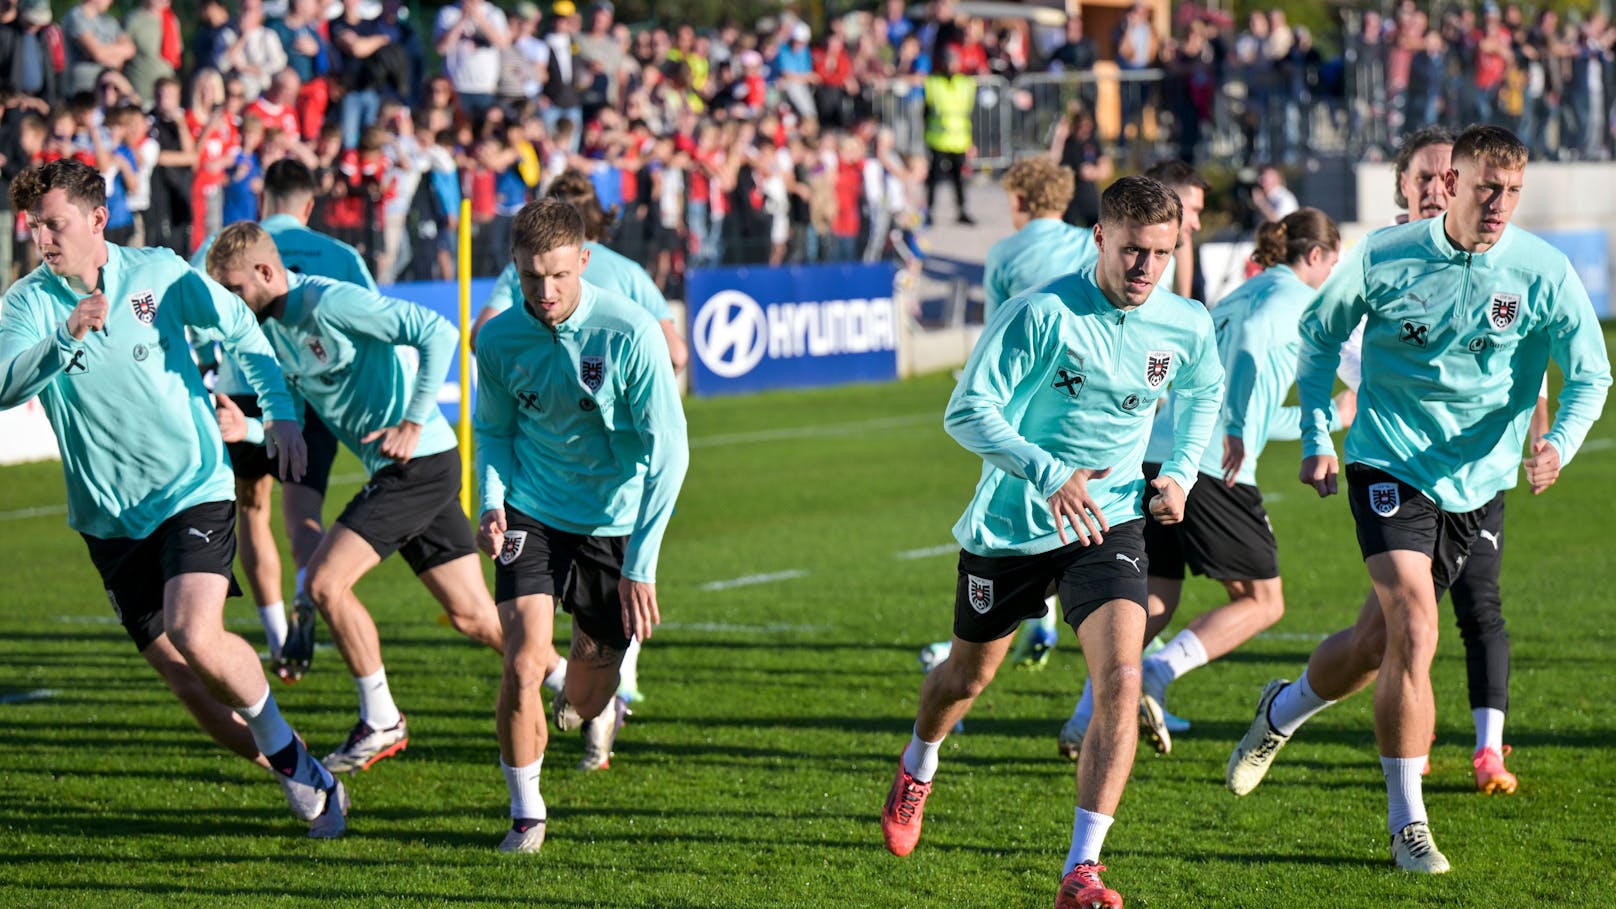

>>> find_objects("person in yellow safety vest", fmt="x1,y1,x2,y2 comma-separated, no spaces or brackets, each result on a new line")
923,49,977,226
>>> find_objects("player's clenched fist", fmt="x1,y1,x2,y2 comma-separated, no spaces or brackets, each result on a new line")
67,291,109,340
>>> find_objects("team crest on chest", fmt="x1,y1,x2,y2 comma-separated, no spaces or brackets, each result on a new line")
1368,482,1401,517
305,337,329,364
1489,293,1520,330
966,575,994,614
498,530,528,566
1145,351,1173,388
580,355,606,393
128,289,158,324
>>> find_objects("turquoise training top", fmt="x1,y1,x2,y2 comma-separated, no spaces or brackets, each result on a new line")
0,243,297,539
474,281,689,583
947,271,1223,557
1197,264,1323,486
983,220,1178,324
195,214,378,396
484,241,672,322
1298,214,1611,511
249,272,459,476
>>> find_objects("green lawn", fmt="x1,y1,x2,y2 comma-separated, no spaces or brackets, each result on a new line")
1,342,1613,908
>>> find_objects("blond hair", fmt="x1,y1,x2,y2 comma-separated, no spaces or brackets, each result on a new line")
1001,157,1076,216
206,221,281,278
1452,124,1528,172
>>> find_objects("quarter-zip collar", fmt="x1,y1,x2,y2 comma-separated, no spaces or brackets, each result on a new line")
45,239,117,299
1432,210,1515,263
523,280,597,336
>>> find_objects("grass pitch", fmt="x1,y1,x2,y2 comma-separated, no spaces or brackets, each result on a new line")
1,336,1613,908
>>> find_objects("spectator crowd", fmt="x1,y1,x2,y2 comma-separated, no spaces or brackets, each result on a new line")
0,0,1612,294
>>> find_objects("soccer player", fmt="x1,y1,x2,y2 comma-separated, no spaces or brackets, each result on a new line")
192,159,377,682
1076,208,1347,755
0,159,346,837
1225,126,1611,873
473,198,688,852
880,176,1223,908
1338,125,1550,793
470,168,684,754
205,222,507,775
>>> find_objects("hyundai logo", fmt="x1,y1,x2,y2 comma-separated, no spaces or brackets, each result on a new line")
692,290,768,378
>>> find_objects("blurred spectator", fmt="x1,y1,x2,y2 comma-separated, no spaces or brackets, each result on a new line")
62,0,134,96
332,0,400,147
123,0,174,104
436,0,509,119
222,0,286,102
1051,103,1110,227
541,0,583,148
1250,163,1299,222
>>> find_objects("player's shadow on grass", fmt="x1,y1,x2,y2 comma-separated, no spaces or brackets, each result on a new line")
9,880,642,906
1114,846,1385,868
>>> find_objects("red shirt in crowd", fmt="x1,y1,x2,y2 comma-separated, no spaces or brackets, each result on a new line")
832,159,861,237
247,98,300,139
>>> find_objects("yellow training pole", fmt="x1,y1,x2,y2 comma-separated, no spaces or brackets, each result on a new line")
458,198,473,518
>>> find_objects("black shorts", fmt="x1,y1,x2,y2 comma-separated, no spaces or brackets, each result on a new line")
1142,464,1279,581
80,500,243,652
224,396,339,495
952,520,1149,644
335,449,476,575
1346,463,1486,591
493,507,631,652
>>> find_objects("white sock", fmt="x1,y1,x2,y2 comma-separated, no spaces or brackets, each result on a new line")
1474,707,1505,753
1147,629,1209,683
1069,677,1094,725
902,727,943,783
236,686,294,757
619,637,641,689
1266,670,1334,736
295,567,308,598
542,657,568,695
1382,755,1428,834
1038,595,1059,634
355,667,402,730
1063,807,1115,873
501,757,546,820
258,601,288,657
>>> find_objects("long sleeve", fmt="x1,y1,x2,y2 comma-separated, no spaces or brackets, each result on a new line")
1541,260,1612,466
1159,322,1224,495
944,300,1069,498
178,269,298,423
472,343,518,516
0,293,80,410
621,322,689,582
1297,246,1369,458
322,288,456,426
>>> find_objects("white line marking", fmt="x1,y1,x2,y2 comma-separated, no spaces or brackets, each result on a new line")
690,413,935,449
1581,438,1614,454
1254,632,1330,642
895,543,958,560
657,622,831,634
0,688,58,705
0,504,67,521
1263,491,1286,504
697,570,810,592
55,615,120,625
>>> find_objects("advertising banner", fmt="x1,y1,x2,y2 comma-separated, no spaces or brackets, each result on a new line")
686,262,901,395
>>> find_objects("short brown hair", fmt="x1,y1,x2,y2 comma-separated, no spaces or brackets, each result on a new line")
1143,159,1210,196
511,197,586,259
9,159,105,214
1251,207,1340,269
1099,175,1182,230
545,169,612,242
1001,157,1075,216
206,221,281,277
1451,124,1528,172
